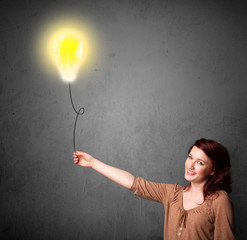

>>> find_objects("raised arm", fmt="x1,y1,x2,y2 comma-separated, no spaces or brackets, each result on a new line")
73,151,135,189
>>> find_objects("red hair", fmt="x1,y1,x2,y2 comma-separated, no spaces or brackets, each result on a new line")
188,138,232,199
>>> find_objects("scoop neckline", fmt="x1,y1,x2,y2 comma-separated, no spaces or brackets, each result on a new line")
180,190,207,212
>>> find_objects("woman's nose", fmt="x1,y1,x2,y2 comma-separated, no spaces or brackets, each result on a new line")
188,161,195,169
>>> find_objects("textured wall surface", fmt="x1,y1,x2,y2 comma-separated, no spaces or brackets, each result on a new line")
1,0,247,239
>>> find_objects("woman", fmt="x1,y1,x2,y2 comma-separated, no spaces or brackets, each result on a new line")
73,138,235,240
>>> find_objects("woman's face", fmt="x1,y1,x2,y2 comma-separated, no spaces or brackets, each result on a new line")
185,146,214,184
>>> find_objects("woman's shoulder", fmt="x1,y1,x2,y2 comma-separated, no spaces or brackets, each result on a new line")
174,184,185,191
211,190,230,201
210,190,233,210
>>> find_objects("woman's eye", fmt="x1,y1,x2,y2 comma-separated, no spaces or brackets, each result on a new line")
188,155,192,160
198,161,204,166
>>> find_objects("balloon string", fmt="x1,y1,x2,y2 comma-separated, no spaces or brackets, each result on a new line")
69,81,85,152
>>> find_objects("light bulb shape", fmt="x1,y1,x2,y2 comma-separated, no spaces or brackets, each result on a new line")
55,35,83,82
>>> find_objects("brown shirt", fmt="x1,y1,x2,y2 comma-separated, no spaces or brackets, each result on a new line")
130,177,235,240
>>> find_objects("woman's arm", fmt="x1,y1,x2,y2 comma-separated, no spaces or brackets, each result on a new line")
213,191,235,240
73,151,135,189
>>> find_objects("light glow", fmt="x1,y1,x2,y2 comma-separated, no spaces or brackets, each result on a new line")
35,17,97,82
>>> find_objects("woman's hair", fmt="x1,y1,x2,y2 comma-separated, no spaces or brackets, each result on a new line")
188,138,232,199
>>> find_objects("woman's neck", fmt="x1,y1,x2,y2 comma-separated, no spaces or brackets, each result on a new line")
188,182,205,194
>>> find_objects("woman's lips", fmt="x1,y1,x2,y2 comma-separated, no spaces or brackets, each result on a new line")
187,169,196,176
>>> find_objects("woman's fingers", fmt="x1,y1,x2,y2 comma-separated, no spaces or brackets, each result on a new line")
74,151,84,155
73,154,79,163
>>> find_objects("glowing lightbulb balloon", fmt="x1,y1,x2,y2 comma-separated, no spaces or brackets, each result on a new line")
36,20,96,151
55,35,83,82
53,33,85,151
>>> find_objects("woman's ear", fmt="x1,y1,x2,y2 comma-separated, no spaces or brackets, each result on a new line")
210,166,215,176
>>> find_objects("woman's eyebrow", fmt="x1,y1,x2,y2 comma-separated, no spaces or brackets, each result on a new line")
196,158,208,163
198,159,206,163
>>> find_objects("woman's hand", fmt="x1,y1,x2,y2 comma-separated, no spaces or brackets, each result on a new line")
73,151,95,167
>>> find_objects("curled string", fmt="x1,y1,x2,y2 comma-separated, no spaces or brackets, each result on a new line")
69,81,85,152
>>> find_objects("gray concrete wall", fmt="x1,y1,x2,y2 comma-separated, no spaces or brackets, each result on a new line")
1,0,247,239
